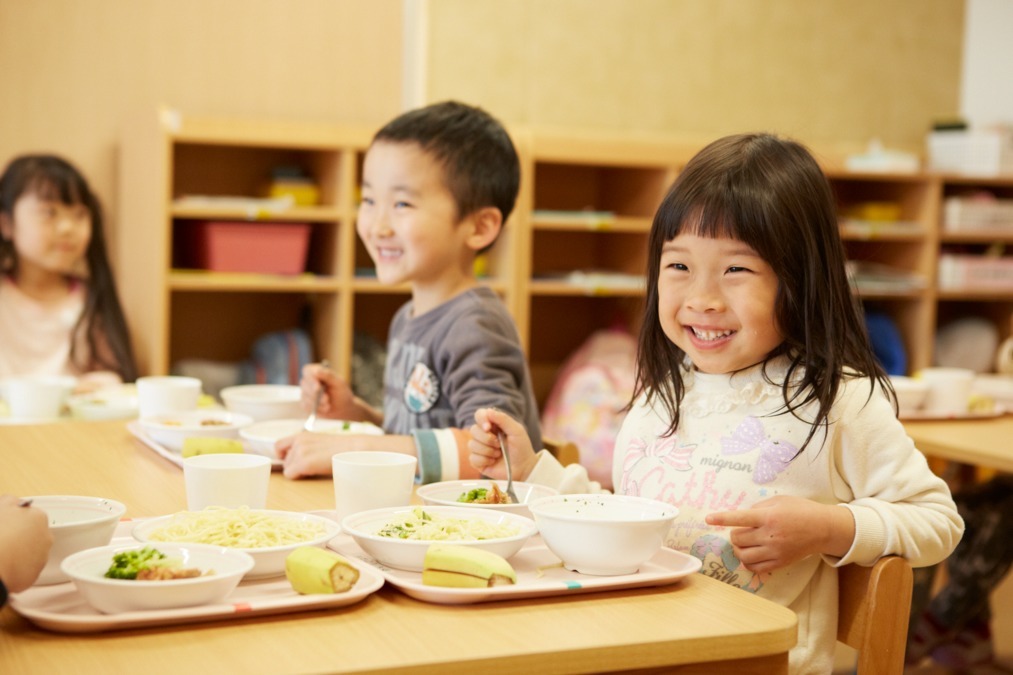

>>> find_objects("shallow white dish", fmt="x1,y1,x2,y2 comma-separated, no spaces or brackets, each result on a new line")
127,421,282,471
32,495,128,585
131,509,340,579
137,410,254,453
331,533,701,605
67,385,139,420
220,385,303,422
239,418,383,459
416,479,559,518
528,494,678,576
341,505,537,572
61,542,253,614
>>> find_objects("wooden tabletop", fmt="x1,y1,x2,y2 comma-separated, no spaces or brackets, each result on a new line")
0,420,798,675
903,414,1013,473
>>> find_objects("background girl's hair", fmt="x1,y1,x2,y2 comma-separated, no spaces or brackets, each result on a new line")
0,154,138,381
633,133,894,453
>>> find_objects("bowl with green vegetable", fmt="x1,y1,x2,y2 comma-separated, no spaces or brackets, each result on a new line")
416,479,558,518
61,543,254,614
31,495,128,585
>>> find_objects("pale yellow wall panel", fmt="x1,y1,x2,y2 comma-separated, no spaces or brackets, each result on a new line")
0,0,403,258
426,0,964,155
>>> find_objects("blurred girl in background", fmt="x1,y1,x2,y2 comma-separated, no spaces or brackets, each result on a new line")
0,154,136,388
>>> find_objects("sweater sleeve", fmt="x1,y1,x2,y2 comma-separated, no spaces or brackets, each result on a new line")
827,380,964,568
413,428,484,484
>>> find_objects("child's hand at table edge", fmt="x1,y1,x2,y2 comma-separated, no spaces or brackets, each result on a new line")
705,495,856,573
469,407,538,481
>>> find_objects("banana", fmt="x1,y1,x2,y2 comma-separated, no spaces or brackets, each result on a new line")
181,437,245,457
285,546,360,594
421,544,516,588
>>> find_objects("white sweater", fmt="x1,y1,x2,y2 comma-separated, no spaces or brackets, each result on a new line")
528,359,963,675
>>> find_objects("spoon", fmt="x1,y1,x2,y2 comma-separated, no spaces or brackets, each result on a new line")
497,430,520,504
304,359,330,431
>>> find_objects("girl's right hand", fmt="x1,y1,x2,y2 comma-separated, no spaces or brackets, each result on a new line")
469,408,538,481
299,362,354,420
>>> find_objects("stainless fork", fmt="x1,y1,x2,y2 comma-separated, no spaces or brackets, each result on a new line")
303,359,330,431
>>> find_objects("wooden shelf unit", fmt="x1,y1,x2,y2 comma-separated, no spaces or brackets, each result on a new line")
118,112,1013,406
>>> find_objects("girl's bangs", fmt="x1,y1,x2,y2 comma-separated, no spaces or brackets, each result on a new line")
23,169,86,206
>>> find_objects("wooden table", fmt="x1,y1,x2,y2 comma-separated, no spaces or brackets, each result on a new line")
0,420,797,675
903,414,1013,473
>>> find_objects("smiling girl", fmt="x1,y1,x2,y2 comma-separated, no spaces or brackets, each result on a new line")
0,154,136,386
470,133,963,674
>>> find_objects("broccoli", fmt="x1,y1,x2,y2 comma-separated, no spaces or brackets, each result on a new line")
104,547,168,579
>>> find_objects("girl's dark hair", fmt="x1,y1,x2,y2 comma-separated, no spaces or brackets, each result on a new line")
0,154,138,381
633,133,894,454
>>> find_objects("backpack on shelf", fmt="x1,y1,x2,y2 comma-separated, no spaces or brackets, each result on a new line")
540,328,637,491
249,328,314,385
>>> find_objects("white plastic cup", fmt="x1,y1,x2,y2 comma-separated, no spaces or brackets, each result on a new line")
4,375,76,420
919,367,975,415
137,376,201,418
332,451,417,520
183,453,271,511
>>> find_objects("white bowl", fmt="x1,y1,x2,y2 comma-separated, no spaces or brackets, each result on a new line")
31,495,128,585
416,479,559,518
889,375,930,415
528,494,678,576
131,509,340,579
138,410,254,453
239,418,383,459
341,505,537,572
67,385,139,420
61,542,253,614
220,385,304,422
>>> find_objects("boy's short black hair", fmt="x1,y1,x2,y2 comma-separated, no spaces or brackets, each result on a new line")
372,101,520,224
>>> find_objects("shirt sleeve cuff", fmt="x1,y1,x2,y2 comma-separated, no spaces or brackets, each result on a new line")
413,429,461,484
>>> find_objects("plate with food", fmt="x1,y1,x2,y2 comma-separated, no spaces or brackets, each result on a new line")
127,420,283,470
131,508,341,579
9,533,383,633
330,533,702,605
340,505,537,572
416,479,558,518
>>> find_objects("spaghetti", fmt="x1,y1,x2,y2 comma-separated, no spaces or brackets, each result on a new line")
145,507,327,549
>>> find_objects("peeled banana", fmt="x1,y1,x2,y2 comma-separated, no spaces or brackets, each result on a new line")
421,544,516,588
285,546,360,594
181,437,244,457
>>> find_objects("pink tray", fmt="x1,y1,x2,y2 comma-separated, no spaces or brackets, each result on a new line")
329,533,702,605
10,535,384,633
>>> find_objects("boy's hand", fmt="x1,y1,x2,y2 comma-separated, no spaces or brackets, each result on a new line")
0,494,53,592
468,408,538,481
299,362,354,420
705,496,855,573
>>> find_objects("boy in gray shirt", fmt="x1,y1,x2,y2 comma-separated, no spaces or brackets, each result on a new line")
277,101,540,482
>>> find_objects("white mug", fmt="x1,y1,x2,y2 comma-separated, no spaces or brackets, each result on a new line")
137,376,201,418
919,367,975,415
332,451,417,520
183,453,271,511
4,375,76,420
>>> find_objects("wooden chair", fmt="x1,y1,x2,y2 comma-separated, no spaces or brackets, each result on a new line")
837,555,914,675
542,437,580,466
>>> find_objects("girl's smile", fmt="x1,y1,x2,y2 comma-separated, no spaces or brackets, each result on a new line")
658,233,784,374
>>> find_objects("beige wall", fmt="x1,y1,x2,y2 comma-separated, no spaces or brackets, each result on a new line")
425,0,965,158
0,0,404,252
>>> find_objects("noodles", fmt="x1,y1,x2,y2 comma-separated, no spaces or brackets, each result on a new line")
375,508,520,541
145,507,327,549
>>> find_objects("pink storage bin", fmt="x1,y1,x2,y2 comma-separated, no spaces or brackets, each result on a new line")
192,221,311,275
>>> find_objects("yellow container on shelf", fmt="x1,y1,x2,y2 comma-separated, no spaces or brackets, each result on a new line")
265,179,320,207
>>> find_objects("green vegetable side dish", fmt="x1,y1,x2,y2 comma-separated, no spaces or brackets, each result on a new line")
104,547,168,579
457,488,490,503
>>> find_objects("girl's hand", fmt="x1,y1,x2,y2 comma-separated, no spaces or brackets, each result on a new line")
0,494,53,592
468,408,538,481
299,362,354,420
705,496,855,573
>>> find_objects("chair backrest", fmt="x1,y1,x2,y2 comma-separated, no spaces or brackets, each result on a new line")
542,437,580,466
837,555,913,675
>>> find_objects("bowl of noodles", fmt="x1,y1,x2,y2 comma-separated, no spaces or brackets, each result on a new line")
340,505,537,572
130,508,340,579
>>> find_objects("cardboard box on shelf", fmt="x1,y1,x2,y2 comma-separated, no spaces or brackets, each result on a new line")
928,129,1013,176
187,221,311,275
